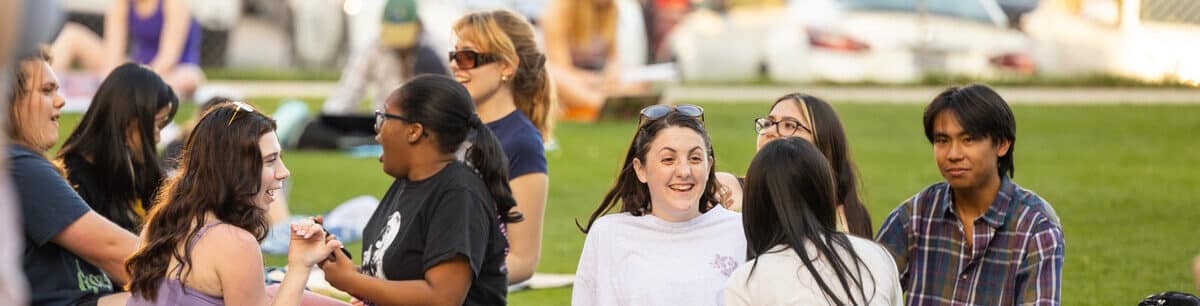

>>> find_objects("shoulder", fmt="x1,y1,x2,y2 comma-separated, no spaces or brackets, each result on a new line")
493,113,544,149
1009,182,1063,230
847,235,896,265
199,224,263,258
587,213,637,236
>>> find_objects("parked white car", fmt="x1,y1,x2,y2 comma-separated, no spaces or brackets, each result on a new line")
670,0,1035,83
1023,0,1200,84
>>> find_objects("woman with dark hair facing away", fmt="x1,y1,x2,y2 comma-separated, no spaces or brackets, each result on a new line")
319,75,516,305
124,102,347,305
716,93,875,238
725,137,902,305
451,9,553,284
57,62,179,233
9,49,138,306
573,105,745,306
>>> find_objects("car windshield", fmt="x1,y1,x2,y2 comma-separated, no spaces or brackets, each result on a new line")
1141,0,1200,25
841,0,997,24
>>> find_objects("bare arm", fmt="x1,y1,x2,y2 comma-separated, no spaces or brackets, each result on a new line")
715,172,742,211
323,251,474,306
505,173,548,283
103,0,129,71
149,0,191,73
218,223,340,306
51,212,137,285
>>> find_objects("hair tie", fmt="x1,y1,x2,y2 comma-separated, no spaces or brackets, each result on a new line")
469,114,483,128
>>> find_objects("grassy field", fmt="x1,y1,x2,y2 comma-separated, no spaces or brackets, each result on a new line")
54,98,1200,305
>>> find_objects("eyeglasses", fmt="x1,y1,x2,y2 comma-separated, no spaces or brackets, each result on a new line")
638,104,704,126
226,101,255,127
753,117,812,137
374,110,417,133
449,50,499,69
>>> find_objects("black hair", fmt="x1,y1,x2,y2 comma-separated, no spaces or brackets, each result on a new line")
579,111,719,233
922,84,1016,178
742,137,875,305
391,74,522,223
58,62,179,230
773,93,873,238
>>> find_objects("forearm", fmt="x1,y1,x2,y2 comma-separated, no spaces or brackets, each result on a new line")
336,272,447,306
505,255,536,284
270,265,312,306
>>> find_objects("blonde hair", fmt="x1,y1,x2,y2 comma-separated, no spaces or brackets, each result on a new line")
454,10,556,140
563,0,618,52
7,47,52,151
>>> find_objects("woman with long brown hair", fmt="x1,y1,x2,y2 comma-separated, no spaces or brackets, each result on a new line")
450,9,552,284
124,102,344,305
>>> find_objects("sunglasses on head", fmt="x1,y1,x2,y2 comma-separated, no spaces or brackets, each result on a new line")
638,104,704,126
449,50,499,69
226,101,255,127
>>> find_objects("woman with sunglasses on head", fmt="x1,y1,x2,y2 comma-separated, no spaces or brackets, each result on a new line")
125,102,347,306
9,49,138,306
319,75,515,305
716,93,875,238
57,63,179,234
725,137,901,305
450,10,553,285
573,105,745,306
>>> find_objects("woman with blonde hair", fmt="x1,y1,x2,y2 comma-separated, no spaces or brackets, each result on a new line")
543,0,640,122
450,9,552,284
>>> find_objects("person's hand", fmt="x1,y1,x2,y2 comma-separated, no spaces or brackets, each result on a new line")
318,241,357,289
287,217,342,268
349,297,366,306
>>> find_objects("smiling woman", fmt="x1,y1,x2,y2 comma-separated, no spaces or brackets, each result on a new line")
573,106,745,306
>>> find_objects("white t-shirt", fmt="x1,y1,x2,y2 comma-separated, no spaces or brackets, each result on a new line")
724,236,904,306
573,206,746,306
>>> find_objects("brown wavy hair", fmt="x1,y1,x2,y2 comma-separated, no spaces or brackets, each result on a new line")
124,102,276,301
454,9,556,140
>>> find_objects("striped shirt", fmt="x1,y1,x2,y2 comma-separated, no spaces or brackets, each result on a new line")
876,177,1064,305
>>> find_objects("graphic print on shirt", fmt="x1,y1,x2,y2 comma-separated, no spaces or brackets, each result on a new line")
709,254,738,277
362,212,403,278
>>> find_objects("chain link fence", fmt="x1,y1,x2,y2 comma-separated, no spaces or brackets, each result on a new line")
1141,0,1200,25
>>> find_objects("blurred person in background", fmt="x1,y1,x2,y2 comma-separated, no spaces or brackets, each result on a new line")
715,93,874,239
451,9,553,285
322,0,448,116
51,0,205,99
56,63,179,233
876,84,1064,305
542,0,646,122
573,106,743,306
9,47,139,306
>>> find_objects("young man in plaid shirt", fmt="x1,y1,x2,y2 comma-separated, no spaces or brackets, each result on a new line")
877,84,1065,305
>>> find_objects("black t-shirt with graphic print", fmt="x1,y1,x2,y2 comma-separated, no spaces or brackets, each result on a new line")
360,161,508,305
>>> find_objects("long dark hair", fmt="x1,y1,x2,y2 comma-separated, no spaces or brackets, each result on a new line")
58,63,179,231
391,75,522,223
772,94,872,238
125,103,275,301
922,84,1016,178
578,111,719,233
742,137,875,305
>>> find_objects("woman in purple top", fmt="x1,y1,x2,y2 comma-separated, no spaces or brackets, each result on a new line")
51,0,205,98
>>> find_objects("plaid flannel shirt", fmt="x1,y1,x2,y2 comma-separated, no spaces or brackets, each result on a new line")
877,177,1065,305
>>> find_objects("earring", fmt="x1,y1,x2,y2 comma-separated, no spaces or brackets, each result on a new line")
501,75,510,82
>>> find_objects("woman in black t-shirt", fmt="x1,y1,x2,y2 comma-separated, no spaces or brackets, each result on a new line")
320,75,520,305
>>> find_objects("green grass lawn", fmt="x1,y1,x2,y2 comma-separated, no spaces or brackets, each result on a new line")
54,99,1200,305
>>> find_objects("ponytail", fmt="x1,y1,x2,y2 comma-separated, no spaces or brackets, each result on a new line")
511,52,555,140
466,114,523,223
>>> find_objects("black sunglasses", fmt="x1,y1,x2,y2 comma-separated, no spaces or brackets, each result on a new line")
449,50,499,69
637,104,704,126
374,110,416,133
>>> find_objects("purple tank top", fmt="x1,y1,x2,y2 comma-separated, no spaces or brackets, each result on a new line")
128,0,202,65
126,222,225,306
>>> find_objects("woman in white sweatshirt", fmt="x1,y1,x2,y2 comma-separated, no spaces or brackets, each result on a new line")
573,105,745,306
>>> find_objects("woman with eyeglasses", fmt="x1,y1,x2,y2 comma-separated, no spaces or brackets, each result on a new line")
725,137,902,305
319,75,516,305
450,10,552,285
573,105,745,306
124,102,348,306
57,63,179,234
716,93,874,238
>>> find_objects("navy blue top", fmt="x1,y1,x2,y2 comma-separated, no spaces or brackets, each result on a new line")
10,145,114,306
485,110,547,179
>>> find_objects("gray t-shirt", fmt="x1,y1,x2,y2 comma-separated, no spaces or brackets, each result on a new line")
10,145,114,306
